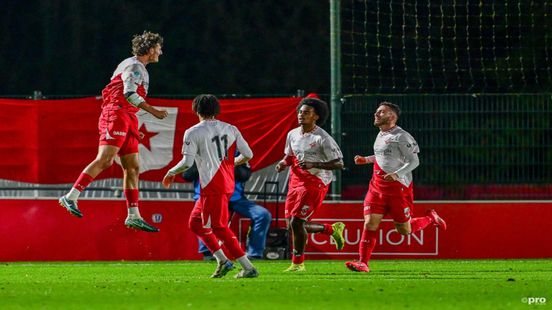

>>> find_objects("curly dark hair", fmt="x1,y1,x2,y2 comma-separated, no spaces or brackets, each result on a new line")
379,101,401,118
192,94,220,117
297,97,329,126
131,31,163,56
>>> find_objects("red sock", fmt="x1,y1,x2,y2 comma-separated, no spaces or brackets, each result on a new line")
322,223,334,235
213,227,246,259
292,252,305,264
410,216,432,233
221,244,236,261
359,229,377,264
124,189,139,208
189,217,221,253
73,173,94,192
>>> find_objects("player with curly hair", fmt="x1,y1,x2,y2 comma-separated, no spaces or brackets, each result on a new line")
276,95,346,272
59,31,168,232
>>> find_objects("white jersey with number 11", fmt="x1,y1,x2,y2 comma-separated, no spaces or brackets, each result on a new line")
181,119,253,195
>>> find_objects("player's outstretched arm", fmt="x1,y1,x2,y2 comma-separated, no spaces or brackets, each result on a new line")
354,155,375,165
162,155,194,188
137,101,168,120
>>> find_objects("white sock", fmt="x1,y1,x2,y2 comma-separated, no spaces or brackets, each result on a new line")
213,249,228,264
127,207,141,218
66,188,81,201
237,255,254,270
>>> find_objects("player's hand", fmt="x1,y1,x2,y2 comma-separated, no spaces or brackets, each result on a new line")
152,108,169,120
383,172,399,182
354,155,369,165
275,160,287,173
162,174,175,188
298,160,314,170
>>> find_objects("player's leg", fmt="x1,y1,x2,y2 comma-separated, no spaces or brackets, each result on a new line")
212,224,259,278
283,189,302,271
303,221,346,250
197,238,215,260
207,194,258,278
346,187,386,273
119,152,159,232
287,216,308,271
189,220,235,278
230,197,271,259
301,185,346,250
59,145,119,217
392,185,447,234
398,210,446,233
188,199,236,278
345,213,383,272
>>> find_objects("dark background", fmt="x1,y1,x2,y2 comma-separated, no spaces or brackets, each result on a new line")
1,1,330,96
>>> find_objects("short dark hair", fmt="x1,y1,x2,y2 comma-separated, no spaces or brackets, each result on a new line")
192,94,220,117
379,101,401,118
298,97,329,126
132,31,163,56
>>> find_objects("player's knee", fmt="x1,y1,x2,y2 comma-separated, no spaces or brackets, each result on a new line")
96,155,115,169
124,166,139,178
364,222,378,231
188,217,203,235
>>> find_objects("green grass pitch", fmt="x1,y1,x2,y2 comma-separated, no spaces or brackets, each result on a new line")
1,259,550,309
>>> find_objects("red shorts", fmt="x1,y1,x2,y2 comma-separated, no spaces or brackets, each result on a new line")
285,183,329,220
363,184,414,223
190,193,232,228
98,108,139,156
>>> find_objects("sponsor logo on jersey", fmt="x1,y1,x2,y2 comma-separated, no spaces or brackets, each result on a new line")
105,129,115,140
113,131,126,136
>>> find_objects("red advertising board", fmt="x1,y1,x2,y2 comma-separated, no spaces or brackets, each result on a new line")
1,199,551,261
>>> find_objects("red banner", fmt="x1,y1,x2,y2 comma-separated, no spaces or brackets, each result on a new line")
1,199,551,261
0,97,300,184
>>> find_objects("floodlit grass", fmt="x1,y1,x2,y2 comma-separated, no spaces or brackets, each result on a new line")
0,260,550,309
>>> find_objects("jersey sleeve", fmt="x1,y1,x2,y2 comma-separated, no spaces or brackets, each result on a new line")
121,64,145,94
234,127,253,159
182,129,198,157
394,133,420,178
284,131,293,156
167,129,197,176
321,135,343,161
397,133,420,155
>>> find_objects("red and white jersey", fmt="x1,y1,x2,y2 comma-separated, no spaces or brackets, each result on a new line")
101,56,149,113
182,119,253,195
285,126,343,186
372,126,419,189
